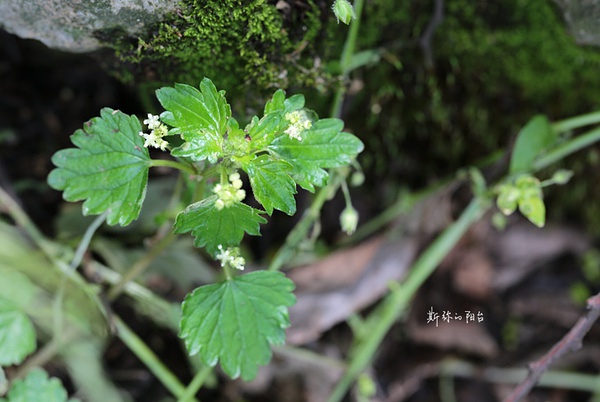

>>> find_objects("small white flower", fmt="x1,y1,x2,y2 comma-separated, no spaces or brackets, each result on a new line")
143,114,162,130
140,114,169,151
215,245,245,270
139,130,169,151
212,171,246,209
285,124,303,141
284,110,312,141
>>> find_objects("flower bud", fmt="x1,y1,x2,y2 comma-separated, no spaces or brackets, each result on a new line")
332,0,356,25
340,206,359,235
551,169,573,185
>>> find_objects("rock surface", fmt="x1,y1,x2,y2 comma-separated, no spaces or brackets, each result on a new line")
0,0,178,52
552,0,600,46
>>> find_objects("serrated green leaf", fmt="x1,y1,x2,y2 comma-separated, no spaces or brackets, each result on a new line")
0,298,36,366
2,369,75,402
171,131,223,163
156,78,231,136
268,118,365,191
249,94,307,151
180,271,296,381
173,196,266,255
263,90,304,115
246,113,285,152
519,196,546,228
510,115,556,174
48,108,150,226
242,156,297,215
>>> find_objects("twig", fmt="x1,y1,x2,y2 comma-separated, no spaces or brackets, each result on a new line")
504,292,600,402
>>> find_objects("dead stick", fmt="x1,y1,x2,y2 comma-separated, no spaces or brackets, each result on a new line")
504,292,600,402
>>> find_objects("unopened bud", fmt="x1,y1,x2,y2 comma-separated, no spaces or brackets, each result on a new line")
551,169,574,185
332,0,356,25
340,206,359,235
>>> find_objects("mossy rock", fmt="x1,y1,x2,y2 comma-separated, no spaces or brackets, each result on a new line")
98,0,334,102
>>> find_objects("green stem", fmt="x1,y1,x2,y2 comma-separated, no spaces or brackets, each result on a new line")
441,360,600,393
273,345,346,371
551,111,600,133
107,230,175,300
114,316,199,402
533,125,600,171
0,186,56,259
176,365,212,402
268,172,344,271
330,0,365,118
70,211,107,271
326,198,489,402
54,211,106,345
150,159,196,176
340,179,352,207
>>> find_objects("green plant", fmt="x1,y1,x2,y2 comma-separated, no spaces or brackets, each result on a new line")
46,78,363,381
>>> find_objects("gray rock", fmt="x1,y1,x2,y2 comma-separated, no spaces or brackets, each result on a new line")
552,0,600,46
0,0,179,52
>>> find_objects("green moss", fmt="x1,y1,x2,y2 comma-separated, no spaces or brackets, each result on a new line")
343,0,600,231
98,0,333,103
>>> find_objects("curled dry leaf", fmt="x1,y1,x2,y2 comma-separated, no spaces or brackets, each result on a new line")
287,236,419,344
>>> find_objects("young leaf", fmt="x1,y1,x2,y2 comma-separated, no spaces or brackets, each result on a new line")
510,115,556,174
0,368,77,402
264,89,286,114
268,118,365,191
170,131,223,163
246,113,286,152
48,108,151,226
156,78,231,136
173,196,266,255
263,90,304,115
242,156,297,215
180,271,296,381
0,298,36,366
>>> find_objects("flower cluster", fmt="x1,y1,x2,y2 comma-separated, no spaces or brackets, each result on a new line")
213,172,246,210
284,110,312,141
139,114,169,151
215,245,245,271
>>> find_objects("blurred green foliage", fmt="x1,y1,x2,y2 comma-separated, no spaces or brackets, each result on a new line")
342,0,600,231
